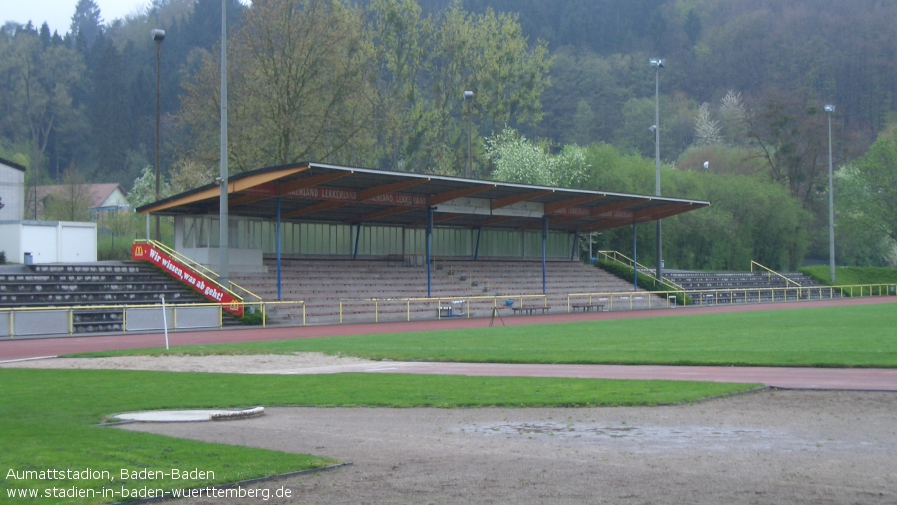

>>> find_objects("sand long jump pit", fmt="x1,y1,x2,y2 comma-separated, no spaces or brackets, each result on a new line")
5,354,896,504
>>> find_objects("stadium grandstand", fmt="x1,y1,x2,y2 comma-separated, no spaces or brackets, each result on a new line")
131,162,709,324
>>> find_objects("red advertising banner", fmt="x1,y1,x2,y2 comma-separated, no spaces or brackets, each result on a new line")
132,243,244,316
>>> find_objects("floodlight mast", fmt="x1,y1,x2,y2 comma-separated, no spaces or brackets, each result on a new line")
152,29,165,242
464,90,474,179
824,104,835,283
650,58,665,281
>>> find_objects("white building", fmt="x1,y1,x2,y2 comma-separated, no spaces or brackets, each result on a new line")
0,157,97,264
0,157,26,221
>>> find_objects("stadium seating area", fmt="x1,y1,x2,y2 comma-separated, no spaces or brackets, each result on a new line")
231,256,648,324
664,271,839,304
0,262,210,333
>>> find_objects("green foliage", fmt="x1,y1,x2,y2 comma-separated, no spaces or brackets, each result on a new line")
240,310,265,325
834,126,897,266
366,0,552,175
83,304,897,368
593,259,692,305
800,266,897,296
128,164,170,208
579,142,812,271
41,168,92,221
486,127,589,187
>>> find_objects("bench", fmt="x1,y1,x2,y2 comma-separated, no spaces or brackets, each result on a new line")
570,303,605,313
511,305,551,315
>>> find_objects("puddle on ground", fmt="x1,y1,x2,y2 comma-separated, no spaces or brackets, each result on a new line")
453,422,816,452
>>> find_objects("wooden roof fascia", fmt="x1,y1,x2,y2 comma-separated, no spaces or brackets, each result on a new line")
139,166,309,214
518,214,583,230
576,219,635,234
543,194,605,214
358,178,429,201
471,215,517,228
410,213,465,227
427,184,496,206
490,190,554,210
633,202,697,221
282,200,344,219
589,198,650,216
228,171,353,207
352,205,417,223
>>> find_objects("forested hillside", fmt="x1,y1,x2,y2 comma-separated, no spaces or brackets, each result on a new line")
1,0,894,268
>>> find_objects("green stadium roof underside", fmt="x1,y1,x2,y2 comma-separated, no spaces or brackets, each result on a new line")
137,162,710,234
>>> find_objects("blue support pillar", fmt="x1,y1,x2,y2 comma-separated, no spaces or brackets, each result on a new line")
632,220,638,291
352,222,362,260
426,207,433,297
542,216,548,294
276,196,282,300
474,227,481,260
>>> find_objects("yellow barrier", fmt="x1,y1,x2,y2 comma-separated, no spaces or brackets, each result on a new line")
2,283,892,338
750,260,802,288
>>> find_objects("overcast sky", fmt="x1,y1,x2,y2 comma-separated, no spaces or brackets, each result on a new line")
3,0,152,35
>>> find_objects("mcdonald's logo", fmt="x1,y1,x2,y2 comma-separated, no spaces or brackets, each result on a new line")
135,246,144,256
229,300,239,312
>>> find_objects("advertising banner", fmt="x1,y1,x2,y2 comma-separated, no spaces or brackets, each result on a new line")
132,243,244,316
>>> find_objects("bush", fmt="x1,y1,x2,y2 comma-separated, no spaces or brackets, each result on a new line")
594,259,692,305
0,250,6,264
240,310,264,325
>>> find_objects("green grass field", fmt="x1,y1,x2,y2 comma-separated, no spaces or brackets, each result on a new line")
800,265,897,296
81,304,897,368
7,302,893,503
0,369,755,504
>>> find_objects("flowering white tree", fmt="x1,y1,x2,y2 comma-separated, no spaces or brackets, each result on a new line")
486,127,590,188
694,102,722,145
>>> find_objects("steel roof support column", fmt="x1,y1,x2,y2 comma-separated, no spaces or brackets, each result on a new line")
570,231,578,261
633,219,638,291
276,196,282,301
426,207,433,298
474,227,481,260
353,222,362,260
542,216,548,294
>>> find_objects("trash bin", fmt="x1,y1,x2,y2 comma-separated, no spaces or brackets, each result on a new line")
23,252,33,265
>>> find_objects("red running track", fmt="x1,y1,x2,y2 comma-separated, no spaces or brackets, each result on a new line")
1,297,894,391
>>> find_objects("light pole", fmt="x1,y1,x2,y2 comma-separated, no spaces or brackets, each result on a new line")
463,90,473,179
218,0,229,285
152,29,165,242
650,58,665,281
824,104,835,283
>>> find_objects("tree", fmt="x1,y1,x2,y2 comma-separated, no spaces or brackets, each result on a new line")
88,35,132,183
835,126,897,266
179,0,376,171
486,127,588,188
743,92,830,208
70,0,104,49
43,167,92,221
693,103,721,145
128,165,169,208
0,29,85,198
365,0,552,175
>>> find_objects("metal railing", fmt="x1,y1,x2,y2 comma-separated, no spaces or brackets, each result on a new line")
133,239,262,305
594,250,686,291
337,294,548,324
2,284,892,339
750,260,802,288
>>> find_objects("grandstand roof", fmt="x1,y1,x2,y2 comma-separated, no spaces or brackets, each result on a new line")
137,162,710,233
